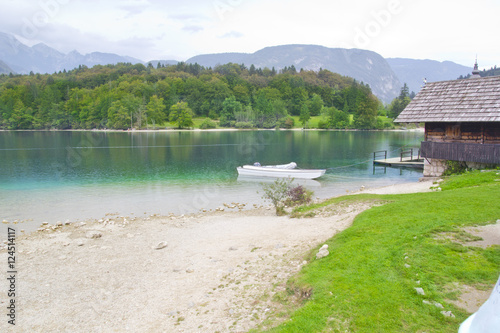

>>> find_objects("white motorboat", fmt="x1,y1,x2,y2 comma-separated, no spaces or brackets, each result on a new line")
236,162,326,179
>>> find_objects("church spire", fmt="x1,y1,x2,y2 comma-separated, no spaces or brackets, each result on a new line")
471,57,481,78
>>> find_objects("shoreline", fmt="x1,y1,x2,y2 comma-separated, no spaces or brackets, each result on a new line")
1,178,433,240
0,127,425,133
0,179,437,332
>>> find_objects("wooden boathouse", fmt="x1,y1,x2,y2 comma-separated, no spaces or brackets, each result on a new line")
395,63,500,176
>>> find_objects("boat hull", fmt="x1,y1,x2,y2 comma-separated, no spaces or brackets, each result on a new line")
237,165,326,179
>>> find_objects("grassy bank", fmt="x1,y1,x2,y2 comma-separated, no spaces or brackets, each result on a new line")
258,171,500,332
161,115,398,130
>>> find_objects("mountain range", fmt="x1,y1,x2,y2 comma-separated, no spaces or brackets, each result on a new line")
385,58,473,95
0,32,473,103
187,45,402,103
0,32,141,75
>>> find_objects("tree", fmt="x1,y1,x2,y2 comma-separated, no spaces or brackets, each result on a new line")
324,106,350,129
353,94,378,129
169,101,194,129
135,103,147,129
8,100,33,129
232,84,250,104
107,100,130,129
299,104,311,129
49,103,72,129
146,95,167,126
107,94,141,129
220,95,242,127
290,87,308,115
0,62,384,131
308,93,324,116
271,99,288,122
389,83,411,118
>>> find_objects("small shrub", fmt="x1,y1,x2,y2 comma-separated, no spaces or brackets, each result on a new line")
235,121,253,129
219,115,231,127
263,119,277,129
284,117,295,129
261,178,294,215
285,185,314,206
317,119,329,129
443,160,469,176
199,118,217,129
261,179,314,215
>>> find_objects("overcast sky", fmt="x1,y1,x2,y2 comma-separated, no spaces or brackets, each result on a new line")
1,0,498,68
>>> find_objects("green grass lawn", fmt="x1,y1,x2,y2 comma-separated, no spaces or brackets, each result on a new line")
290,116,323,129
159,114,385,130
153,117,208,129
256,171,500,332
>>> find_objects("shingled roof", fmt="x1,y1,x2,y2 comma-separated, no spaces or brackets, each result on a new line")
395,75,500,123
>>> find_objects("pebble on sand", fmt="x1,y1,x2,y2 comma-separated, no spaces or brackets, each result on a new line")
154,241,168,250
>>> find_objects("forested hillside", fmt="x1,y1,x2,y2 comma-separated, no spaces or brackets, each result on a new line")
0,62,382,130
459,66,500,79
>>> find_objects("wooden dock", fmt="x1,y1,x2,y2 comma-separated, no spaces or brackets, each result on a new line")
373,149,424,169
373,156,424,168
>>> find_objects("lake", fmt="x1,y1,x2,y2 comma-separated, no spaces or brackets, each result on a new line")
0,130,424,234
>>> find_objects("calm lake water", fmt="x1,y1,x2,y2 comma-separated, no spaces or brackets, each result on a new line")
0,130,424,235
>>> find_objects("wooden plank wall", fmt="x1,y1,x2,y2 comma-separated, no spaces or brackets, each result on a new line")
421,141,500,164
425,122,500,144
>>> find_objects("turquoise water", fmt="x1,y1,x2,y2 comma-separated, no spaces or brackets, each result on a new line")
0,130,424,234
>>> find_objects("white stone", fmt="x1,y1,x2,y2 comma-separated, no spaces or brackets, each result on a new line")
316,245,330,259
154,241,168,250
415,287,425,296
441,311,455,318
433,302,444,309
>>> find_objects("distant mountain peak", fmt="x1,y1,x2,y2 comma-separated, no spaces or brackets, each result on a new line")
32,43,65,57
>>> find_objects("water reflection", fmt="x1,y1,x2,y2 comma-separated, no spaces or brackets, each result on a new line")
0,130,424,234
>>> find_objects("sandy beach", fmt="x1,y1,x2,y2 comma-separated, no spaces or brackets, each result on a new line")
2,178,493,332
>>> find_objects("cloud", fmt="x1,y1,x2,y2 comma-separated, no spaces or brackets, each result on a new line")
182,25,204,34
220,31,243,39
0,0,498,67
170,13,205,21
